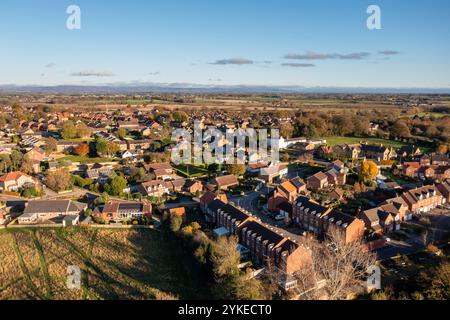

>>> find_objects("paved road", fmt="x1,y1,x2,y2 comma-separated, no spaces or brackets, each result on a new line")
230,190,303,242
376,239,425,261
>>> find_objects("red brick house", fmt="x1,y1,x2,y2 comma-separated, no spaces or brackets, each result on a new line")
322,210,365,243
293,196,331,236
437,180,450,203
306,172,329,191
212,175,239,190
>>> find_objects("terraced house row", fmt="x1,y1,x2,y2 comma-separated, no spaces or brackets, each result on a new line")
359,181,450,233
203,197,312,282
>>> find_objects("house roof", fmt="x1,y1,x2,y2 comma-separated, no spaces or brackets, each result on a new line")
213,175,239,187
145,162,172,172
207,200,250,223
308,171,328,182
241,220,285,246
280,181,296,194
323,210,356,228
0,171,28,182
290,177,306,190
169,207,186,216
23,200,86,215
295,196,329,216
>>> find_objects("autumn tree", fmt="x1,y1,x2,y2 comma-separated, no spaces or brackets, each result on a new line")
225,164,246,177
20,157,35,175
74,143,89,157
170,213,183,233
46,169,72,192
359,160,379,182
116,127,127,139
76,123,92,139
44,137,57,155
391,120,412,139
280,122,294,139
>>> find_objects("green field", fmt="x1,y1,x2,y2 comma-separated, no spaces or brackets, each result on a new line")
0,228,210,300
175,164,209,178
324,136,415,149
405,112,449,119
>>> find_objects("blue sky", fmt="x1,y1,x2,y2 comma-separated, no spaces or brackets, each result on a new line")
0,0,449,88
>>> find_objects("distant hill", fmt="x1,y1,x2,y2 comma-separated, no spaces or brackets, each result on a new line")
1,83,450,95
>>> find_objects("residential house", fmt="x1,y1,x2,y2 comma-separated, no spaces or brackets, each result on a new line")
306,172,329,191
436,180,450,203
145,162,174,180
94,201,152,223
25,147,46,162
183,180,203,195
212,175,239,190
18,200,87,224
259,164,288,183
167,207,187,222
206,199,312,279
0,172,38,192
85,165,116,184
293,196,331,237
322,210,365,243
199,191,228,212
398,145,422,158
268,180,299,212
358,206,397,233
138,180,171,197
360,144,397,161
397,185,444,214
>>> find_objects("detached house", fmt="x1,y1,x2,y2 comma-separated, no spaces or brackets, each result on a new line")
268,180,302,212
18,200,87,224
138,180,171,197
360,144,397,161
145,162,174,180
25,147,46,162
0,172,38,192
94,201,152,223
212,175,239,190
307,172,329,191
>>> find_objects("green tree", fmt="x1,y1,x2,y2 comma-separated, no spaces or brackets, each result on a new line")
95,138,108,156
104,176,128,196
172,111,188,122
61,121,77,139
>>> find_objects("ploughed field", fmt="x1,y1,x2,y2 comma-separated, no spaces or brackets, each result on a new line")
0,228,209,300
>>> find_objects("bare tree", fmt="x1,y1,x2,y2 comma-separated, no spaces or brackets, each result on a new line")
296,229,377,300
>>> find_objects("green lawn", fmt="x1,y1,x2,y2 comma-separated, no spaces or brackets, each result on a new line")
324,136,414,149
175,164,209,178
58,155,113,164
